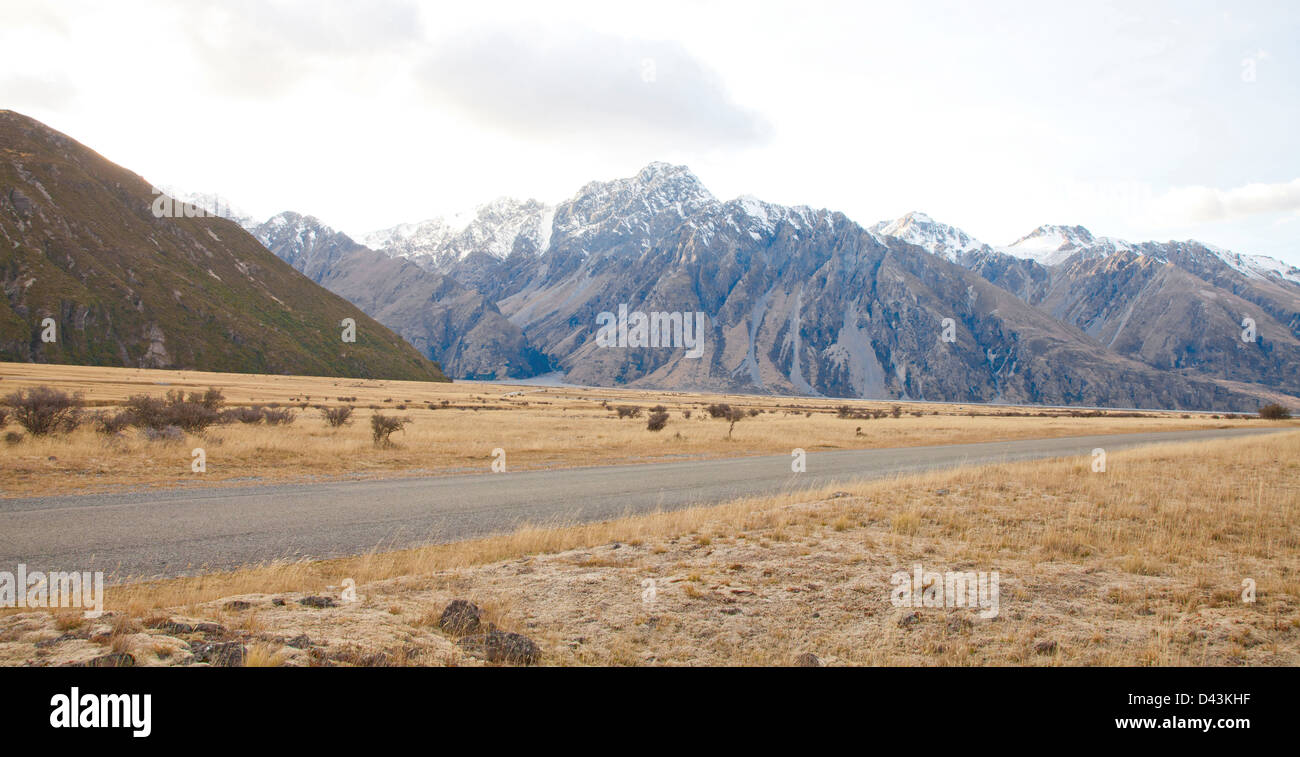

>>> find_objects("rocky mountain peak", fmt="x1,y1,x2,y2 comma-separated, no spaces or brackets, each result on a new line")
1004,224,1128,266
871,211,988,261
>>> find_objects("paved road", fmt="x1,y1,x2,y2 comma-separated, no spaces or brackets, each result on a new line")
0,428,1280,581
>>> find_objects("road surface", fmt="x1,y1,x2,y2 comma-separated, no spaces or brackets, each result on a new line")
0,427,1280,580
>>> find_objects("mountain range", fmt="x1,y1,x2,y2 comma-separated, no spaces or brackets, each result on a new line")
5,109,1296,410
246,163,1298,411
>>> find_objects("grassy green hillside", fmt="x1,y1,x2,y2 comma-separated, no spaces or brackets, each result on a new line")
0,110,447,382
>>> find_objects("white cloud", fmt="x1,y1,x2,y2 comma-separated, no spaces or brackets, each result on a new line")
3,0,1298,265
414,24,771,151
1152,178,1300,224
0,72,77,111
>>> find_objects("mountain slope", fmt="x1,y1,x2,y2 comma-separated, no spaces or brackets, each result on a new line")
255,212,547,379
869,213,1300,397
0,110,446,381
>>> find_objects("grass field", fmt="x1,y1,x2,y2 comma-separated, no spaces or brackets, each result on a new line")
2,429,1296,666
0,362,1284,498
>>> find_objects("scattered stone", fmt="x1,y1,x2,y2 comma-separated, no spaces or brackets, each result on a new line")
35,633,83,648
68,652,135,668
1034,640,1058,655
299,596,338,609
935,489,949,496
437,599,483,635
194,622,225,635
286,634,313,650
829,491,851,499
457,630,541,665
223,600,253,611
897,611,921,628
10,188,34,217
271,598,286,607
946,615,973,633
190,640,246,666
795,652,824,667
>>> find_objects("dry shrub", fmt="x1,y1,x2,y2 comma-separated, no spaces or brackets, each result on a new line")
371,413,408,446
1259,403,1291,420
320,405,354,428
1,386,83,435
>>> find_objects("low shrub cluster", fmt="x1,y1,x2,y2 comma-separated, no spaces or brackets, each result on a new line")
2,387,85,436
1259,403,1292,420
319,405,355,427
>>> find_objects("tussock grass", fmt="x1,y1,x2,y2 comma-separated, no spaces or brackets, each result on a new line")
3,361,1285,498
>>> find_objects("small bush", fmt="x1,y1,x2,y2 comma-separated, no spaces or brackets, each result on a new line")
124,395,167,428
0,408,7,427
321,405,354,428
723,406,746,438
647,411,669,431
262,408,296,426
118,392,219,432
166,401,220,432
705,403,732,419
891,405,903,418
94,411,135,436
222,406,266,424
4,431,22,445
615,405,642,419
1259,403,1292,420
371,413,408,446
197,387,225,411
2,387,84,436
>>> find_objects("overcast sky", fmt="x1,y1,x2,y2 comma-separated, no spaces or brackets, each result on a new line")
3,0,1298,263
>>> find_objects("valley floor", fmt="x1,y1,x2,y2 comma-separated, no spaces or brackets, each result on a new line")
3,431,1296,666
0,362,1283,499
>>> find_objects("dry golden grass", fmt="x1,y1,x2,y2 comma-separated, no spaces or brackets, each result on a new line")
4,429,1293,666
2,361,1284,498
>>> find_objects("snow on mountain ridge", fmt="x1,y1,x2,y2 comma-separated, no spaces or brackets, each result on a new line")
1000,224,1133,266
870,211,990,261
362,197,554,268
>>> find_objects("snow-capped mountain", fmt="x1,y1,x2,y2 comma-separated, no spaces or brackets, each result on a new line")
235,164,1296,409
1001,224,1133,266
441,163,1283,409
1202,244,1300,286
361,197,554,272
868,215,1300,397
253,212,548,379
870,211,991,261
